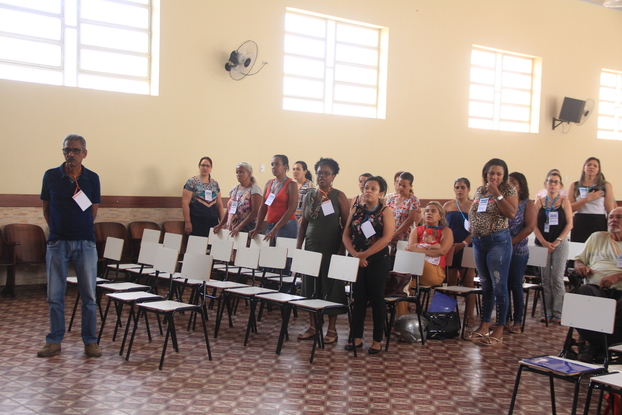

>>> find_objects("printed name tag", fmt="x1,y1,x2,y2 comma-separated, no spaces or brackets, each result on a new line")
361,220,376,239
265,193,276,206
73,190,92,212
464,219,470,232
548,211,559,226
579,187,588,199
544,223,550,233
204,191,213,202
321,200,335,216
477,198,489,212
229,201,238,214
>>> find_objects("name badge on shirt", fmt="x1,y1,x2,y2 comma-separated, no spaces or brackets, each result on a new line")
321,200,335,216
548,211,559,226
73,190,92,212
265,193,276,206
464,219,470,232
361,220,376,239
617,254,622,268
544,223,550,233
204,191,213,202
477,198,489,212
229,201,238,215
579,187,588,199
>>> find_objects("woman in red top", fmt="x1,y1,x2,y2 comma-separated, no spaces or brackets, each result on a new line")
250,154,299,242
406,201,454,286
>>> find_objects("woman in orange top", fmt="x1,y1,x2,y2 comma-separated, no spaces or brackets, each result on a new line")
250,154,299,242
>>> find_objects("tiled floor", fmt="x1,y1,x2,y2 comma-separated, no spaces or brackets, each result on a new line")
0,286,607,414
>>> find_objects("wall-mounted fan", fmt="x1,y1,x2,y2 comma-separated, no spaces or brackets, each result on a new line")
577,99,595,126
224,40,267,81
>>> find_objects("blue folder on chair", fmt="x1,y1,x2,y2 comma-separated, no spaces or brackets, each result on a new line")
428,292,458,313
522,356,599,376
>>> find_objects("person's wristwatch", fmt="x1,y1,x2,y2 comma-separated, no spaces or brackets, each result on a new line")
496,195,504,201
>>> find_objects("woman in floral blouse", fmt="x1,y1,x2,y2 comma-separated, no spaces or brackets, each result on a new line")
385,171,422,255
182,156,224,237
213,162,262,237
343,176,395,355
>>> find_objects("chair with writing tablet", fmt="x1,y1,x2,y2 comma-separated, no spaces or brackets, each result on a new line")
213,247,277,339
290,254,360,363
508,293,616,415
236,246,300,347
113,228,161,276
520,245,549,332
208,228,231,276
204,238,244,315
97,246,179,353
384,250,426,351
583,372,622,415
255,248,321,355
434,246,482,339
267,237,298,293
128,223,160,262
564,241,586,291
125,252,214,370
185,235,208,255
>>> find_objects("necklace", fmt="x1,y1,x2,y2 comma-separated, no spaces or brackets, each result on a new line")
308,187,333,220
271,177,287,194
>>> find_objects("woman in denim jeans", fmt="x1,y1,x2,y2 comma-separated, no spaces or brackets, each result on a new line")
506,172,537,334
467,159,518,345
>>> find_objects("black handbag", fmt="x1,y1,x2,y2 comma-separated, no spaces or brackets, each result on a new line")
423,292,460,339
423,311,461,339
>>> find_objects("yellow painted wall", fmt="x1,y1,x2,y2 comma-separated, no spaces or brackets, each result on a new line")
1,0,621,201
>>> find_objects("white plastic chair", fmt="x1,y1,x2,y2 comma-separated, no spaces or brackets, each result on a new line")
290,254,360,363
385,250,426,350
125,253,214,370
508,292,616,415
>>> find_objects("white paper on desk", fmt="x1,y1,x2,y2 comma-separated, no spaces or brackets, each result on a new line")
321,200,334,216
73,190,92,212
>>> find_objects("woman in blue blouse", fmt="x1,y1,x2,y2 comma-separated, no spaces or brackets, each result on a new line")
506,172,536,333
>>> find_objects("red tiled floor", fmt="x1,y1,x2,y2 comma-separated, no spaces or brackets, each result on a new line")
0,286,606,414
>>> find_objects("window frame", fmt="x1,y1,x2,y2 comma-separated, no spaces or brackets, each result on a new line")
0,0,159,95
283,8,388,119
468,45,541,133
597,68,622,141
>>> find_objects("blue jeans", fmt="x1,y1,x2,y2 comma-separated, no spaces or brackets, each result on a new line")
473,228,512,324
46,239,98,344
265,219,298,246
507,251,529,324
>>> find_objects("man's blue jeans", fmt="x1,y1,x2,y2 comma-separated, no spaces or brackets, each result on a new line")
473,228,512,324
45,239,98,344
